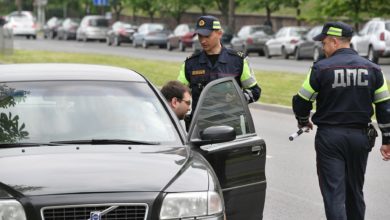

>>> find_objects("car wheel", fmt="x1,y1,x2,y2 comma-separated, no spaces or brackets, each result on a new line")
32,35,36,40
179,41,185,52
49,31,54,39
294,48,301,60
106,37,111,46
368,46,379,64
282,47,289,59
142,40,148,49
114,36,120,46
264,46,271,59
167,41,172,51
132,39,137,48
313,47,320,61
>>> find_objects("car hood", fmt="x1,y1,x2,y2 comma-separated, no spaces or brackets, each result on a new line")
0,145,192,196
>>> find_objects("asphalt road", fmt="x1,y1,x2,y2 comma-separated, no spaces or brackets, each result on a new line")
9,36,390,219
12,37,390,77
252,104,390,220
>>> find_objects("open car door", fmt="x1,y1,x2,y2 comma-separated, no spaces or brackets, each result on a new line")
188,77,267,220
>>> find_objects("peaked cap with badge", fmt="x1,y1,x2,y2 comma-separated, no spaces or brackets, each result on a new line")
194,15,222,36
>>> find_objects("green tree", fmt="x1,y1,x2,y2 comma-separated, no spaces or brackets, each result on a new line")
313,0,371,31
161,0,191,24
192,0,210,15
133,0,162,22
281,0,308,26
241,0,282,28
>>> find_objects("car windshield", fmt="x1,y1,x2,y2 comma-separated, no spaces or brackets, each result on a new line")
291,28,308,37
148,24,164,32
0,81,180,145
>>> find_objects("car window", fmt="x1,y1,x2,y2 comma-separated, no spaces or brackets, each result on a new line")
0,81,180,144
238,26,250,38
190,79,253,140
90,18,108,27
386,22,390,31
275,28,286,38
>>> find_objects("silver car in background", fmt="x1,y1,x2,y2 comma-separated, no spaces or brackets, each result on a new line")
231,25,274,56
351,18,390,63
132,23,169,49
265,26,309,59
76,15,109,42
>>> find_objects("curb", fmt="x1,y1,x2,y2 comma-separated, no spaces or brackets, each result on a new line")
250,102,293,115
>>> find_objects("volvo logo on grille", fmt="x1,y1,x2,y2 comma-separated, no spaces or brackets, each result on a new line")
90,211,102,220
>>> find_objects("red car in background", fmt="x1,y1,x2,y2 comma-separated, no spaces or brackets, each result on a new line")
167,23,195,52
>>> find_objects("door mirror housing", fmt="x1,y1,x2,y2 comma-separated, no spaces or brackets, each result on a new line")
192,125,236,146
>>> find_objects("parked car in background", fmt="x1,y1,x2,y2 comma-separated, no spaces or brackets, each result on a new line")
106,21,137,46
132,23,169,48
0,63,267,220
264,26,309,59
56,17,80,40
3,11,37,39
294,25,324,60
167,23,195,51
76,15,109,42
231,25,274,56
43,17,63,39
351,18,390,63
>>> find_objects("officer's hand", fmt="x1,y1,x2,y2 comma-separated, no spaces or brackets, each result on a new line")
380,144,390,161
298,121,313,132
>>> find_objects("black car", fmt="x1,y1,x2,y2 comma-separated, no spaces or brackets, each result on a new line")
0,64,267,220
106,21,137,46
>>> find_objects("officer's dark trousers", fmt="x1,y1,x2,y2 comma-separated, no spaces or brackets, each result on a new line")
315,126,370,220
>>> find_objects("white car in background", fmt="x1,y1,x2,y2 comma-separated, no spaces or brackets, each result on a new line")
3,11,37,39
351,18,390,64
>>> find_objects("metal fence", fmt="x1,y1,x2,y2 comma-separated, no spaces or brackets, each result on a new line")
0,27,13,55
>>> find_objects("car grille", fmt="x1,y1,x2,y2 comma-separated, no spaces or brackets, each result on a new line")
41,203,147,220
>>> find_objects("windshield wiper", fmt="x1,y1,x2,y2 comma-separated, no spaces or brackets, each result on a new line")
50,139,160,145
0,142,64,148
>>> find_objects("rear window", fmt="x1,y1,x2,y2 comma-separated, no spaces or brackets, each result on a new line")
385,22,390,31
90,18,108,27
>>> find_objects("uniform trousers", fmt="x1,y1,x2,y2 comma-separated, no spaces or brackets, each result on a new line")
315,126,370,220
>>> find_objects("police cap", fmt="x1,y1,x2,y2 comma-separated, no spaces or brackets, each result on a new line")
195,15,222,36
313,21,353,41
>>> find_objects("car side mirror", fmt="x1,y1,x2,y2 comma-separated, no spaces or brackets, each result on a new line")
192,125,236,146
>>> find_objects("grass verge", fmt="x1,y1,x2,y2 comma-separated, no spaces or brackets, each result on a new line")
0,50,306,107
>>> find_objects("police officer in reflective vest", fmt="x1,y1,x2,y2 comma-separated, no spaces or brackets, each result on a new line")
293,22,390,220
177,15,261,119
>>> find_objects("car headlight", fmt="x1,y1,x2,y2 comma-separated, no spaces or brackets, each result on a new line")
160,191,223,219
0,199,27,220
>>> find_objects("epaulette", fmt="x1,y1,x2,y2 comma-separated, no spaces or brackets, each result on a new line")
186,51,202,60
227,48,245,58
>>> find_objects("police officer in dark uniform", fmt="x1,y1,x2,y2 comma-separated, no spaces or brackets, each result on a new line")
177,15,261,116
292,21,390,220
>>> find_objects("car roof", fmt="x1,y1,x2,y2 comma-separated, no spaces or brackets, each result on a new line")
0,63,147,82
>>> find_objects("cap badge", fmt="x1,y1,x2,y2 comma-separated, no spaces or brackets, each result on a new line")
198,20,205,27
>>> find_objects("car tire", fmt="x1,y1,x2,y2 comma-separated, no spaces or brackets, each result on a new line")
264,46,271,59
114,36,120,46
32,35,36,40
167,41,172,51
282,47,289,59
179,41,185,52
132,40,137,48
368,46,379,64
142,40,148,49
294,48,301,60
106,37,111,46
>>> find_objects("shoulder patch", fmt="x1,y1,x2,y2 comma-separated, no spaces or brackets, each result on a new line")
227,48,245,58
186,51,201,60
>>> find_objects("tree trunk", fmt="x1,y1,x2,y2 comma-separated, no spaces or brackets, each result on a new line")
296,7,301,26
227,0,235,33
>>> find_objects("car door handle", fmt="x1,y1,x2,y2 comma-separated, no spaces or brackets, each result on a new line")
252,145,264,156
